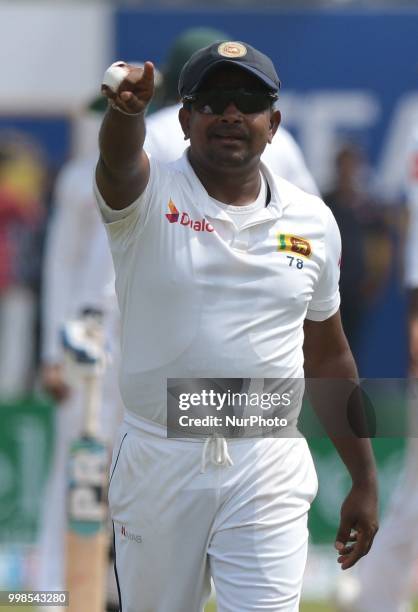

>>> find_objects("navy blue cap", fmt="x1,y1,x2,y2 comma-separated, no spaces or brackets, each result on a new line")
178,41,281,98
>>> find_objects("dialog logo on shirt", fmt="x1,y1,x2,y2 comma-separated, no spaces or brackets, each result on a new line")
165,199,180,223
277,233,312,258
165,200,214,233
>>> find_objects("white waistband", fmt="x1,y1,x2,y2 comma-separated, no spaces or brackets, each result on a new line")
124,411,219,443
123,412,304,473
123,412,234,472
124,412,173,438
123,411,299,442
123,411,251,443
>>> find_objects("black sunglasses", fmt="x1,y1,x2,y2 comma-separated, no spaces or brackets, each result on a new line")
183,88,278,115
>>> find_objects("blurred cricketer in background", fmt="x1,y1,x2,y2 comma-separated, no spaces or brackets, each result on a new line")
37,28,320,608
96,40,378,611
336,129,418,612
37,97,123,608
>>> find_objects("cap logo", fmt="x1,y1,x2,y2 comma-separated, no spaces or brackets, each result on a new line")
217,42,247,59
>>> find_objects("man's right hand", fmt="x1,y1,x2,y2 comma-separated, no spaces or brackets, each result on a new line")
335,479,379,570
101,61,155,116
41,363,70,403
97,61,152,209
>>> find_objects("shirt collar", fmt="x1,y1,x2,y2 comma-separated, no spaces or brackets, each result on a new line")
175,149,288,223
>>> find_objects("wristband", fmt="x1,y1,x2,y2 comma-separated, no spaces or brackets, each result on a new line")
109,101,144,117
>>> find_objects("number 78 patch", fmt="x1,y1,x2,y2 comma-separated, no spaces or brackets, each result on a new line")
276,233,312,258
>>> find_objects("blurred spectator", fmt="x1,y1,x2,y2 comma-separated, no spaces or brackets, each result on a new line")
334,131,418,612
37,97,123,605
324,144,392,350
0,134,46,397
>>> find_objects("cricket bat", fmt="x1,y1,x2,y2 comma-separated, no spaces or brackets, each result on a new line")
63,311,110,612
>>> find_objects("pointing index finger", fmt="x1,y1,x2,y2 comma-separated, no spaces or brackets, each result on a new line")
142,61,154,83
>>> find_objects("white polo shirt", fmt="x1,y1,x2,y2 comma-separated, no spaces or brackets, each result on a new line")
94,152,341,425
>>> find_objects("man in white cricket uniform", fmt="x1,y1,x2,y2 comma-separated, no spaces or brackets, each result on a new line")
336,131,418,612
96,41,378,611
37,36,318,603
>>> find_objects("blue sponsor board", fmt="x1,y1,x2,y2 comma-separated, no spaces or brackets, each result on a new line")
114,8,418,190
116,8,418,377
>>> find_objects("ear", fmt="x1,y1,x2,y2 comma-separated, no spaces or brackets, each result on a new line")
179,106,191,141
267,109,281,144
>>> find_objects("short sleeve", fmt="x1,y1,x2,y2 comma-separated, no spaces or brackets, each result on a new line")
306,206,341,321
93,156,160,247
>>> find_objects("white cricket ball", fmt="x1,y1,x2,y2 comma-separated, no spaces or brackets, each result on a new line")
102,61,130,93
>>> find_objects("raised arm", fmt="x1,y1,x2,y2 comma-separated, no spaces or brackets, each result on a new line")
96,61,155,210
304,312,378,570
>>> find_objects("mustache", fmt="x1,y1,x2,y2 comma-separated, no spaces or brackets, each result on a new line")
209,127,249,140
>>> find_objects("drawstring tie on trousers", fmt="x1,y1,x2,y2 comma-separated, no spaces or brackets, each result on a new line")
200,434,234,473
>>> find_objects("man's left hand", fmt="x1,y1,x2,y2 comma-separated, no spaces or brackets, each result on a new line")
335,481,379,570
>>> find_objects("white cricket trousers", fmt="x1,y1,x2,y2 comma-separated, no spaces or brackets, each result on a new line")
109,415,318,612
